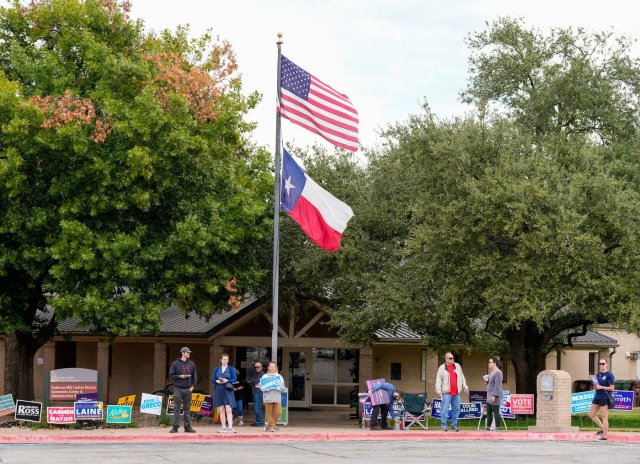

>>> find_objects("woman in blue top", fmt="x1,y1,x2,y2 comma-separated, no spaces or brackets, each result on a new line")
212,353,237,433
588,358,614,441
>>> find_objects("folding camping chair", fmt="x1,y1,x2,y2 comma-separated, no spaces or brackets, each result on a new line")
402,392,429,430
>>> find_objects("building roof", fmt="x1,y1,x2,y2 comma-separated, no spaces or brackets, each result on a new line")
56,297,257,336
569,330,619,348
375,322,422,342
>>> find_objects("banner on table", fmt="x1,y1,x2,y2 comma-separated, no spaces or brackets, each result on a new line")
140,393,163,416
14,400,42,422
47,406,76,424
106,405,132,424
430,398,483,420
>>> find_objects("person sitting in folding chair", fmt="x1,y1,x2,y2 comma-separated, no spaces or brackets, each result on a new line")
368,382,401,430
402,392,429,430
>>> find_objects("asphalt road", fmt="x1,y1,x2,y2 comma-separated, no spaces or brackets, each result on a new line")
0,440,638,464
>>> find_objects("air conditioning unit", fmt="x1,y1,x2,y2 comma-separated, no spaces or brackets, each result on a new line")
630,352,639,361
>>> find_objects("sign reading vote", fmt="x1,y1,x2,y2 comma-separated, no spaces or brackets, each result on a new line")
47,407,76,424
260,375,283,392
106,405,132,424
14,400,42,422
140,393,163,416
509,394,535,414
74,401,104,420
0,393,16,417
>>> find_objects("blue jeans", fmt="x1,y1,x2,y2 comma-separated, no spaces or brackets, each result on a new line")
440,394,461,429
235,398,243,418
253,393,264,425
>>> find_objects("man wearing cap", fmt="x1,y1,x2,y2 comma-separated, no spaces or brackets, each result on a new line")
247,361,266,427
168,346,198,433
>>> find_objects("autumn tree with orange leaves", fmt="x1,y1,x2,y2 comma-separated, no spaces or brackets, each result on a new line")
0,0,272,400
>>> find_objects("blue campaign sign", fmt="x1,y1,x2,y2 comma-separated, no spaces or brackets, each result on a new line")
260,376,283,391
74,401,104,420
571,390,595,414
500,391,515,419
612,390,634,411
431,398,483,420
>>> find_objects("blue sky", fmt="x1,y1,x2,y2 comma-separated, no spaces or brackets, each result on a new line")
130,0,640,154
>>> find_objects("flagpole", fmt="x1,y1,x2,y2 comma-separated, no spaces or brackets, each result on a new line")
271,32,283,363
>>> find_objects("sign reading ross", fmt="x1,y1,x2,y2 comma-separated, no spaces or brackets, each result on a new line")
47,406,76,424
509,394,535,414
140,393,163,416
0,393,16,416
106,405,132,424
14,400,42,422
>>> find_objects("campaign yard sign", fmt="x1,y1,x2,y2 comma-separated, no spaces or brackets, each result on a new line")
190,393,206,412
366,379,389,406
612,390,635,411
571,390,595,414
430,399,483,419
47,406,76,424
500,391,515,419
14,400,42,422
0,393,16,416
74,401,104,420
260,375,283,391
76,392,98,402
509,394,535,414
140,393,163,416
198,395,214,416
117,395,136,407
106,405,132,424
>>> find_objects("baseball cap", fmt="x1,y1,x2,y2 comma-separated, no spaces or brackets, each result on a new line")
180,347,192,353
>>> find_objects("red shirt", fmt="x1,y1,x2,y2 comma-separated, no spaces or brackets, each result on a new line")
447,363,458,395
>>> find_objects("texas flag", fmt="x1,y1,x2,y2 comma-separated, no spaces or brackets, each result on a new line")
281,149,353,251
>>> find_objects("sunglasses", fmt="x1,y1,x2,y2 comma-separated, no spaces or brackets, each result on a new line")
599,362,606,365
446,357,454,360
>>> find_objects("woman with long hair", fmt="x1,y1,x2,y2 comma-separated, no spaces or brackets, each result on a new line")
212,353,237,433
588,358,615,441
261,361,286,432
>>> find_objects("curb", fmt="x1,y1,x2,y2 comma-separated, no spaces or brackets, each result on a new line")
2,431,640,444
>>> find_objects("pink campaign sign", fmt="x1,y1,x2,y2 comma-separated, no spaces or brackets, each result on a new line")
366,378,389,406
509,394,535,414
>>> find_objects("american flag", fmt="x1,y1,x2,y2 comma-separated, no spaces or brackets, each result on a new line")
279,55,359,152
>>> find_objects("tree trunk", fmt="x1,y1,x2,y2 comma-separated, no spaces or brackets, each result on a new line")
506,322,547,395
4,332,38,400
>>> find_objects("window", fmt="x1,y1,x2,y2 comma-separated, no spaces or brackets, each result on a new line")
589,352,597,375
311,348,358,405
390,363,402,380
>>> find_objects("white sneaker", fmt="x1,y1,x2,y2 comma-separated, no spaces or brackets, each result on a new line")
238,420,244,426
228,427,237,433
217,427,227,433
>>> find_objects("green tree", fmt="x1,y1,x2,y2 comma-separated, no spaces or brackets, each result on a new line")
330,110,640,394
462,17,640,143
0,0,272,399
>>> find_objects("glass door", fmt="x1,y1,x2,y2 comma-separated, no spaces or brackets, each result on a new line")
285,348,311,408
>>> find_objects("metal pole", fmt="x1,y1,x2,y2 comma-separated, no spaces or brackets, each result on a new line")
271,33,283,363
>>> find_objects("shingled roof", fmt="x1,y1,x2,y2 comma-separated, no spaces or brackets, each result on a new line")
569,330,619,347
375,322,422,342
56,297,257,336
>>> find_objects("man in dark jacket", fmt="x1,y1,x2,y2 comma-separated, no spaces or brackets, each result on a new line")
247,361,266,426
168,346,198,433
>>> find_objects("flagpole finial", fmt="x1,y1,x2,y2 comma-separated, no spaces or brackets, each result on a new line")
277,32,283,44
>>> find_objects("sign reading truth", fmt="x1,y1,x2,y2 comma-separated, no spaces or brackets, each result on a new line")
49,368,98,401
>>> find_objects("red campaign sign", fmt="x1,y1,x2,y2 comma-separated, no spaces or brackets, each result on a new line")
509,394,535,414
49,382,98,400
47,407,76,424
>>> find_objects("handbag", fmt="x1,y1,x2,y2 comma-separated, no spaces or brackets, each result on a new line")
225,382,235,391
605,390,615,409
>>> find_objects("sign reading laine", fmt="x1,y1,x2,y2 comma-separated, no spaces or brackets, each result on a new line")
14,400,42,422
74,401,104,420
